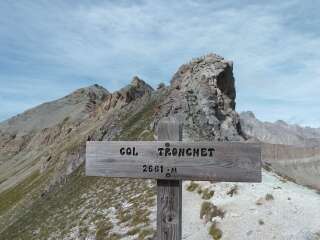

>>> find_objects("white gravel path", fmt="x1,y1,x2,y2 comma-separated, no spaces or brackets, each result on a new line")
181,170,320,240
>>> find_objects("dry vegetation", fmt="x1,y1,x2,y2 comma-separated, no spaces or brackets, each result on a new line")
186,181,199,192
265,193,274,201
0,166,157,240
202,188,214,200
208,221,223,240
200,201,225,222
227,185,239,197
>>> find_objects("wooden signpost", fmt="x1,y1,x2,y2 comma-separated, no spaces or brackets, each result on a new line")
86,117,261,240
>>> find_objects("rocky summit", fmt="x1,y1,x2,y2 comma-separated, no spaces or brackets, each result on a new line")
155,53,242,141
0,54,319,240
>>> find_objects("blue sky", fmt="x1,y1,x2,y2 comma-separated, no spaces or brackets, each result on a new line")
0,0,319,127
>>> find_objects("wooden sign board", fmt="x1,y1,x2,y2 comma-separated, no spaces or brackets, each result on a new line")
86,141,261,182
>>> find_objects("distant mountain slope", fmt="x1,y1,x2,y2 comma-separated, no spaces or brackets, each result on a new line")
0,84,109,136
240,111,320,147
239,111,320,191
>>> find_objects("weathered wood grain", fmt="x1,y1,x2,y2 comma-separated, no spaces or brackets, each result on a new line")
85,140,262,182
157,117,182,240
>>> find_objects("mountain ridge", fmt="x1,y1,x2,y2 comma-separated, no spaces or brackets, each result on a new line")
240,111,320,147
0,54,319,240
0,53,245,239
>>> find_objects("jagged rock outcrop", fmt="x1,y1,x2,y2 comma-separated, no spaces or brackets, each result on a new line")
155,53,243,141
103,76,153,111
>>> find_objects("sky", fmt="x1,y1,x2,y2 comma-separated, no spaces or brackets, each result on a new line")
0,0,319,127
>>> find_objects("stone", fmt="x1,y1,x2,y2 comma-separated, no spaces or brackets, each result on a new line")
155,53,243,141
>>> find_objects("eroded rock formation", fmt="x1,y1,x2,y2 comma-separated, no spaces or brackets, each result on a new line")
155,53,243,141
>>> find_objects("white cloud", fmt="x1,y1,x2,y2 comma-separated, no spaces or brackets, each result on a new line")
0,0,319,126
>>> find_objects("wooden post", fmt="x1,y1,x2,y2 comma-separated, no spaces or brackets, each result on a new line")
157,117,182,240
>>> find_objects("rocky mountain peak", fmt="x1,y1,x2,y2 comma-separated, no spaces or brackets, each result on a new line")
85,83,108,92
156,53,242,141
102,76,153,111
275,120,288,126
171,53,233,88
71,84,109,98
129,76,154,93
131,75,144,86
240,111,256,119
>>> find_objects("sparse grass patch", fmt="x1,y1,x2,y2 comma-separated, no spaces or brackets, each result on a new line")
186,181,199,192
108,233,121,240
131,208,150,226
145,197,155,207
208,222,223,240
265,193,274,201
117,210,131,224
0,165,100,239
127,227,140,236
227,185,239,197
116,100,157,141
202,188,214,200
138,228,155,240
79,226,89,236
96,220,113,240
138,130,154,141
0,170,41,215
200,201,224,222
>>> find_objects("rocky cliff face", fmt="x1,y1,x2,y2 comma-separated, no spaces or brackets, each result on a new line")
102,76,154,112
0,54,243,239
154,54,243,141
